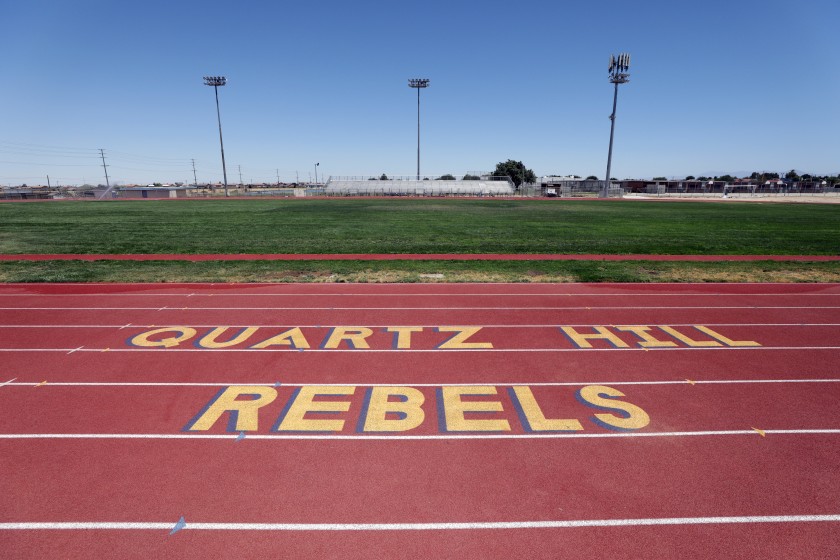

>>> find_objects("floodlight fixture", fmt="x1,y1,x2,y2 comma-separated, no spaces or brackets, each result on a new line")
603,53,631,198
203,76,227,87
408,78,430,179
203,75,229,196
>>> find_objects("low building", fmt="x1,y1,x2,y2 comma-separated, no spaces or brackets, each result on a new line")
117,186,191,199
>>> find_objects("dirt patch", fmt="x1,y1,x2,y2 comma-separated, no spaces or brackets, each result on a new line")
654,268,840,283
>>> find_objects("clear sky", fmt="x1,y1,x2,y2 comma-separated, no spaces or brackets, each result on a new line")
1,0,838,186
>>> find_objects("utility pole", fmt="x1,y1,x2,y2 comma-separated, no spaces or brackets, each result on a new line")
46,175,51,189
191,159,198,187
238,165,243,186
276,169,280,186
603,53,631,198
99,149,110,189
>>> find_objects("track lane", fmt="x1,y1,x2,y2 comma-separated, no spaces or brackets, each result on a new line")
2,282,839,559
0,324,838,351
0,382,838,435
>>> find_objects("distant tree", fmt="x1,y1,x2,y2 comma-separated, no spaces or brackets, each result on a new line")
697,176,710,181
380,173,389,180
685,175,695,180
368,177,377,181
493,159,536,188
437,174,456,180
716,175,734,183
20,183,27,188
801,173,812,180
652,177,667,181
586,175,598,180
784,169,799,181
463,174,481,180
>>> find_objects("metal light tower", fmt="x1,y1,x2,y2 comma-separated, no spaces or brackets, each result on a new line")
408,78,429,180
603,53,630,198
203,76,229,197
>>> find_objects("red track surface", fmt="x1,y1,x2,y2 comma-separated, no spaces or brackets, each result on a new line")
1,253,838,261
1,282,839,558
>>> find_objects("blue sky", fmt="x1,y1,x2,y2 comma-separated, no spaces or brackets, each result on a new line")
1,0,838,185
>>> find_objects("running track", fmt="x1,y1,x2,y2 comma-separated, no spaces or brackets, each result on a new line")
0,282,839,558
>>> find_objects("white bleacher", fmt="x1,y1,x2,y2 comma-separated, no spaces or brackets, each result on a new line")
324,177,515,197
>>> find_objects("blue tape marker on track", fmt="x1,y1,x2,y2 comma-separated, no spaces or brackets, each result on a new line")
169,516,186,536
236,431,246,441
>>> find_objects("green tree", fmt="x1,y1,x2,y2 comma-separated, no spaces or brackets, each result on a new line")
437,174,456,180
379,173,389,180
685,175,695,180
652,177,667,181
493,160,536,188
586,175,598,180
785,169,799,181
463,174,481,180
716,175,734,183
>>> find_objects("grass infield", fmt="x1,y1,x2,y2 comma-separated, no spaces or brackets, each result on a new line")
1,198,837,282
1,198,838,256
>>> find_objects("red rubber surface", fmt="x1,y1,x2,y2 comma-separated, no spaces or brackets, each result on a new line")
1,282,839,558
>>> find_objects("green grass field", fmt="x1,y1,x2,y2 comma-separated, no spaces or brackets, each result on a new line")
1,198,837,282
1,198,838,255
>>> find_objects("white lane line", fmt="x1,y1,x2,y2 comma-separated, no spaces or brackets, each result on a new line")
1,430,839,440
0,378,17,388
1,514,839,531
2,306,840,311
5,379,840,388
3,346,840,353
1,323,839,328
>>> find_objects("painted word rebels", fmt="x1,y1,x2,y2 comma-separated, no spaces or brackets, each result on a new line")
184,384,651,434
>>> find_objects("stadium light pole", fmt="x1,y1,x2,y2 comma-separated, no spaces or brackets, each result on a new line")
315,162,319,185
408,78,429,180
203,76,229,197
603,53,630,198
